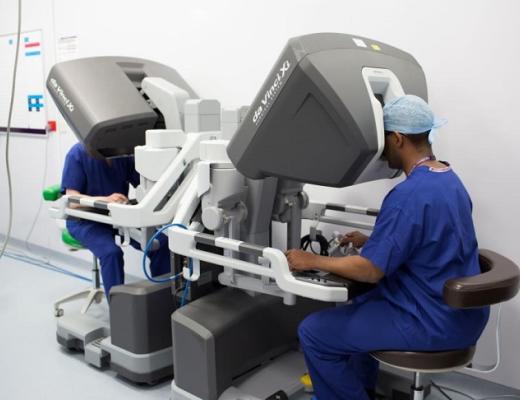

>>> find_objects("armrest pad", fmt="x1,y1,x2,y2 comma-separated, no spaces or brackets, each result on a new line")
443,249,520,308
42,184,62,201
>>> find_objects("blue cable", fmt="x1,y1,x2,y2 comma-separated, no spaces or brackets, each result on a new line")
141,223,192,289
180,276,191,307
179,225,194,306
180,245,194,306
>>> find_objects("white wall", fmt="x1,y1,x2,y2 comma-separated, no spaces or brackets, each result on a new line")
0,0,519,389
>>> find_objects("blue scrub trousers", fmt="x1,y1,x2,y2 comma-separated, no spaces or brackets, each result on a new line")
299,298,410,400
299,297,488,400
67,221,171,297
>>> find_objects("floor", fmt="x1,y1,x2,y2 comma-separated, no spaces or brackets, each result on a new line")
0,250,171,400
1,249,519,400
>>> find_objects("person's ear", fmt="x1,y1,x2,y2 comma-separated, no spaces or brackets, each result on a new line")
393,131,405,148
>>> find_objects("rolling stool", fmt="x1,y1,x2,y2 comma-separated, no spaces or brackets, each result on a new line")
43,184,104,317
371,249,520,400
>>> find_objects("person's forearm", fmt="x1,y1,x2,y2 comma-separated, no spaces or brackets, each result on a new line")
311,255,384,283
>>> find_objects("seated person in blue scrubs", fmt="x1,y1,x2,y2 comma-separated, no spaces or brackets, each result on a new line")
285,95,490,400
61,142,171,297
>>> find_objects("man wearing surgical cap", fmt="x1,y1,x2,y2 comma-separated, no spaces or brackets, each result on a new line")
286,95,489,400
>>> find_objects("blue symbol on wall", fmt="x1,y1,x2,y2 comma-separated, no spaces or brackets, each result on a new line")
8,39,13,45
28,95,44,112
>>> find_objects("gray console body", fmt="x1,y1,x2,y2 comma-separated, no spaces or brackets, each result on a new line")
108,280,176,382
110,280,175,355
56,279,176,384
227,32,427,187
172,288,331,400
46,56,197,159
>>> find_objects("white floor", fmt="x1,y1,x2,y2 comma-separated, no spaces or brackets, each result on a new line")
1,250,519,400
0,251,171,400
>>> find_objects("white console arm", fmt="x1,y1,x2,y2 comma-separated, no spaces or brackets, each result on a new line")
303,202,380,231
168,227,349,303
58,132,216,228
141,77,189,130
108,132,216,227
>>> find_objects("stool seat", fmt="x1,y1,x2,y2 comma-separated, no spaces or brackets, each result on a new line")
371,346,475,372
61,229,84,250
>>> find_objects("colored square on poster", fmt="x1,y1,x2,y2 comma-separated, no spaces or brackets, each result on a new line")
1,30,48,135
28,94,44,112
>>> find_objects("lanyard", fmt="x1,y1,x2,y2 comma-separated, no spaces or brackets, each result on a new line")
409,156,435,176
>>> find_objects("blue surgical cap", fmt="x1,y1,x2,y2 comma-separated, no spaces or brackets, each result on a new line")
383,95,447,144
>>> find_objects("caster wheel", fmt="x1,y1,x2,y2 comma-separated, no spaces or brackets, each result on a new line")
55,308,64,317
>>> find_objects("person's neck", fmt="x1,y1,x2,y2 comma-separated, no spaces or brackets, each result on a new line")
403,150,434,176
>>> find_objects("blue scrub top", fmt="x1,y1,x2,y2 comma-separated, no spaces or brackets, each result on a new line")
61,143,139,196
361,165,489,347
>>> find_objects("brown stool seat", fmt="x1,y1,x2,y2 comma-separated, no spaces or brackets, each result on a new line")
371,346,475,372
368,250,519,399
